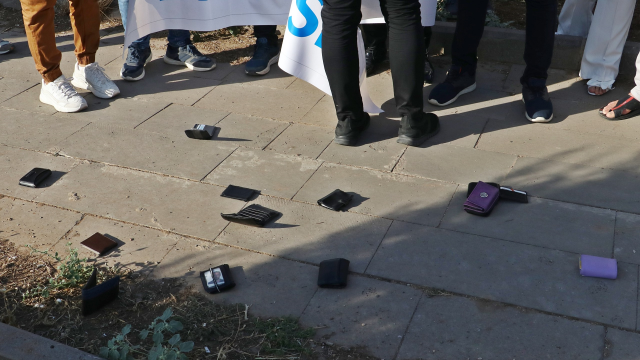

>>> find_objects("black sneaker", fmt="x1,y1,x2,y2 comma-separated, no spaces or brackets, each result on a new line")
522,77,553,123
397,112,440,146
424,50,434,84
120,45,152,81
365,46,385,75
164,44,216,71
334,113,371,146
427,65,476,106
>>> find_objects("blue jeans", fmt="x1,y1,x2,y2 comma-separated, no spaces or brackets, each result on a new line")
118,0,191,49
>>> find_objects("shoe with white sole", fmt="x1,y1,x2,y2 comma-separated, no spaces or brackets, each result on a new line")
164,44,216,71
522,77,553,123
0,39,14,55
245,38,280,76
428,65,476,107
71,62,120,99
120,45,152,81
39,75,88,113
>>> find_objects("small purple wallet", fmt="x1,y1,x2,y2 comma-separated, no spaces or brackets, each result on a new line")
579,255,617,279
464,181,500,216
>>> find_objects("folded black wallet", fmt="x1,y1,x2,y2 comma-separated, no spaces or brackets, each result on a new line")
221,204,280,227
467,182,528,203
82,268,120,316
317,258,350,288
221,185,257,202
200,264,235,294
317,189,353,211
185,124,216,140
19,168,52,188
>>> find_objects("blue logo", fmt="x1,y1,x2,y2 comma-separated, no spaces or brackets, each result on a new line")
287,0,323,48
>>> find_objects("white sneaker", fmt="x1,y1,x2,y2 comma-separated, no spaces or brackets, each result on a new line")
71,62,120,99
39,75,88,113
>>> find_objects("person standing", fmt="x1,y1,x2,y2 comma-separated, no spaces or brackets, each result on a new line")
557,0,636,96
322,0,440,147
0,39,14,54
19,0,119,112
428,0,557,123
245,25,281,76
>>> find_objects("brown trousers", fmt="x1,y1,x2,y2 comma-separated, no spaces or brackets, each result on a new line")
20,0,100,83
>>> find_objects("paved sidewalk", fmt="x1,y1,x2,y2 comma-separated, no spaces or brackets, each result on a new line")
2,26,640,359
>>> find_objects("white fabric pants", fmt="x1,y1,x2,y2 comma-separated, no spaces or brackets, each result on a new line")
631,52,640,101
557,0,635,90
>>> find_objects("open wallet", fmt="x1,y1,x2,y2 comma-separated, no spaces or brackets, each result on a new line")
464,181,500,216
317,189,353,211
200,264,235,294
467,182,528,203
221,204,280,227
82,268,120,316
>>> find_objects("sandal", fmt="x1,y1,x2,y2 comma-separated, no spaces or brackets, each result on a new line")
598,95,640,121
588,85,614,96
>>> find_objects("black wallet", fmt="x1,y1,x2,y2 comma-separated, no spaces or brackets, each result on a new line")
467,182,528,203
221,185,257,202
185,124,216,140
82,268,120,316
317,189,353,211
19,168,52,188
317,258,350,288
200,264,235,294
221,204,280,227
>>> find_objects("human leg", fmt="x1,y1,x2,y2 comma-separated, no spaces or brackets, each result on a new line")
20,0,62,82
556,0,595,37
246,25,280,75
362,23,387,74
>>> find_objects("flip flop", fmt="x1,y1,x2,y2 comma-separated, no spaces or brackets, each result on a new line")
588,85,614,96
598,95,640,120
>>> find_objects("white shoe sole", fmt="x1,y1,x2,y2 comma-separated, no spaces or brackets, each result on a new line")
0,49,12,55
164,56,216,72
39,90,88,113
522,98,553,123
428,82,476,107
120,53,152,81
245,53,280,76
71,77,120,99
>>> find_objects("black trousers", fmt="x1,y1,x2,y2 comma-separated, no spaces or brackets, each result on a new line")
254,25,278,45
322,0,424,122
452,0,557,82
362,24,432,51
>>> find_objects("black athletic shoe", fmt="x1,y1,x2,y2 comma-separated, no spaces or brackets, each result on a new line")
428,65,476,106
365,46,385,75
424,51,435,84
397,112,440,147
522,77,553,123
334,113,371,146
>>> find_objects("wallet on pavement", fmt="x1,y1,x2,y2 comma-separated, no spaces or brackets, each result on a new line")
221,185,257,202
467,182,528,203
82,268,120,316
19,168,52,188
221,204,280,227
80,233,118,256
579,255,617,279
200,264,235,294
317,189,353,211
185,124,216,140
464,181,500,216
317,258,350,288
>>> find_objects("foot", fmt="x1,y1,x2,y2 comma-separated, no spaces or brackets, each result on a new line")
365,45,385,76
334,113,371,146
588,85,612,96
427,65,476,106
245,38,280,76
424,51,434,84
39,75,88,113
601,93,638,119
397,112,440,146
522,77,553,123
0,39,14,55
71,62,120,99
120,45,152,81
164,44,216,71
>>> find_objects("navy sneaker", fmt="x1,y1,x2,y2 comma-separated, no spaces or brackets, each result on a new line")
120,45,152,81
427,65,476,106
245,38,280,76
334,113,371,146
522,77,553,123
164,44,216,71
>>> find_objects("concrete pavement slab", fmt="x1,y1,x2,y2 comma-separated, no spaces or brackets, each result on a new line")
397,296,604,360
0,108,90,152
0,197,81,251
213,112,289,149
54,95,170,128
318,131,407,172
285,78,327,96
55,123,237,180
0,146,79,201
152,238,319,318
299,275,422,359
204,148,321,198
298,96,337,128
366,221,638,328
1,86,59,115
394,144,517,185
503,64,579,95
266,123,333,159
503,157,640,214
135,104,229,140
221,63,296,89
423,113,488,148
424,88,520,121
51,216,179,275
441,187,616,256
605,328,640,359
215,196,392,273
185,62,237,82
473,62,511,92
0,77,37,103
614,212,640,266
477,119,640,174
195,83,324,122
293,163,457,226
33,162,245,240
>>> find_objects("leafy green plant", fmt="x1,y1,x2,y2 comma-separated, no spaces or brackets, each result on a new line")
436,0,451,21
254,317,315,356
100,308,194,360
190,31,202,43
23,243,95,300
227,26,243,37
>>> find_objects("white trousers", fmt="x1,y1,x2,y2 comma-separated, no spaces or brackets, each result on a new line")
557,0,635,90
631,52,640,101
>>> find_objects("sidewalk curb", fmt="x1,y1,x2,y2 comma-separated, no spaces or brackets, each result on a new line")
0,322,102,360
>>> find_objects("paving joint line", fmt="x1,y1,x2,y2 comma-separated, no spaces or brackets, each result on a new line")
435,183,459,228
473,117,490,149
198,146,241,182
132,102,173,129
389,147,407,173
289,160,324,200
0,82,39,104
260,122,292,150
392,292,423,360
362,220,394,274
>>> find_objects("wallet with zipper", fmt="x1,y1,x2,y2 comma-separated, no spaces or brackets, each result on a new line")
317,189,353,211
221,204,280,227
467,182,528,203
464,181,500,216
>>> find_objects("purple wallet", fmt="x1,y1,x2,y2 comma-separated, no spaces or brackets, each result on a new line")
464,181,500,216
579,255,617,279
